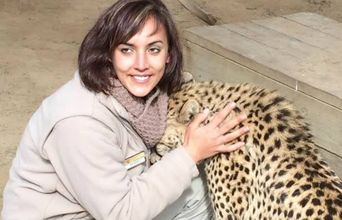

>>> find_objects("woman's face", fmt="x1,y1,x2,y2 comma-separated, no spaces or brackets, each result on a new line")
113,17,170,97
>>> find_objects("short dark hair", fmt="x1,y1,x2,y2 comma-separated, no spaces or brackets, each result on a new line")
78,0,183,95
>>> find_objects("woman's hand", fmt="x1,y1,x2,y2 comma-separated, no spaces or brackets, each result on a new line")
183,102,249,163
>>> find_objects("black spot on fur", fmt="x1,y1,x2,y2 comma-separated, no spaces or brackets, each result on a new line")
316,190,324,197
280,193,287,203
271,155,279,162
234,85,241,92
274,139,281,148
301,184,312,191
278,170,287,176
234,96,241,103
294,172,304,180
312,198,321,206
274,182,284,189
287,144,295,150
299,195,310,207
277,124,287,132
306,208,314,217
212,88,217,94
243,102,251,109
286,180,295,188
288,210,294,218
262,97,285,112
267,147,274,154
292,189,301,197
278,109,291,119
264,113,272,123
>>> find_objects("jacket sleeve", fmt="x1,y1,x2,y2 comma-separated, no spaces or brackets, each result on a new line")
44,116,199,220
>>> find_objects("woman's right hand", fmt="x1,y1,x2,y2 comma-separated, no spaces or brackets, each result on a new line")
182,102,249,163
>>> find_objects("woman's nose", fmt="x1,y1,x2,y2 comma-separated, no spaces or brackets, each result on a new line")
134,51,149,71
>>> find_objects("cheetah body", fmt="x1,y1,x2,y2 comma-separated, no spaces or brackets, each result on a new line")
153,80,342,220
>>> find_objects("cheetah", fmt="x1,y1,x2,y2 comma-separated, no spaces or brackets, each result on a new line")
151,79,342,220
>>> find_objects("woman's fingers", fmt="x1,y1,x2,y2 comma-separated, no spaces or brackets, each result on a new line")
217,141,245,153
188,108,210,130
184,108,210,145
218,113,247,135
217,126,249,145
209,102,236,128
183,103,250,163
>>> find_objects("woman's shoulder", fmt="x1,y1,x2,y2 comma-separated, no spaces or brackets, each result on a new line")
32,71,103,133
27,71,124,148
44,71,95,111
40,71,127,130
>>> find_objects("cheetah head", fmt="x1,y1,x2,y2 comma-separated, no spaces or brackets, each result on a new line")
154,99,201,159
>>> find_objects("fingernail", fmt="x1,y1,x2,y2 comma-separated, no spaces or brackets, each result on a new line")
243,126,249,132
241,114,247,120
237,142,245,147
236,142,246,148
229,102,236,108
203,108,210,115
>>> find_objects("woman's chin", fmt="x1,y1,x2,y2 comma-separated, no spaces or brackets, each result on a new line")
128,87,153,97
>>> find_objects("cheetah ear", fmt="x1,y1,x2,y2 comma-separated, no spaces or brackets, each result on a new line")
181,71,195,85
178,99,200,123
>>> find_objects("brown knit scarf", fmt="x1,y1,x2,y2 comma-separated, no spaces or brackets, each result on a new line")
111,79,168,148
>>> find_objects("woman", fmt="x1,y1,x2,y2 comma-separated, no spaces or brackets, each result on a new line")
2,0,248,219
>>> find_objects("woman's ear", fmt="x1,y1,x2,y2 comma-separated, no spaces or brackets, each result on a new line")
166,54,170,63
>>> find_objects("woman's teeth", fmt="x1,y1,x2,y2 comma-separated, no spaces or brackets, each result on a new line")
133,75,149,80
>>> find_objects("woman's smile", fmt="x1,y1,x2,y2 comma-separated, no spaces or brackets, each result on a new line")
131,74,151,83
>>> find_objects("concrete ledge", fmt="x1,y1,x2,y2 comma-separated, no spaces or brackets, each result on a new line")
183,12,342,177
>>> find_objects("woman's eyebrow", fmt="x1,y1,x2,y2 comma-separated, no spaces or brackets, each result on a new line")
120,40,164,47
120,42,134,47
148,40,164,46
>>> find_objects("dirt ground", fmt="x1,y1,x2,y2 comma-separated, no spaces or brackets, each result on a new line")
1,0,342,209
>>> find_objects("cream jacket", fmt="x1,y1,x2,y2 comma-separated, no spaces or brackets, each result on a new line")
1,72,198,220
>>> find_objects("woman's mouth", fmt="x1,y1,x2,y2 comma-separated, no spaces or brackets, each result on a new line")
132,75,151,83
133,75,149,80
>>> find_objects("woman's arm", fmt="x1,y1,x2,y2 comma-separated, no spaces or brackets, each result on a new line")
44,116,197,220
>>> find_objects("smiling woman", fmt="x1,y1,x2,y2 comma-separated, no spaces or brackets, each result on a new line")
78,0,183,96
1,0,248,219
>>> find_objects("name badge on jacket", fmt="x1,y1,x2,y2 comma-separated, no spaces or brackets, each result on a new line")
124,151,146,170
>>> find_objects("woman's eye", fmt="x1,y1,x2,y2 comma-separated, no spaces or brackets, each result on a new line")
149,47,161,54
120,48,133,54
